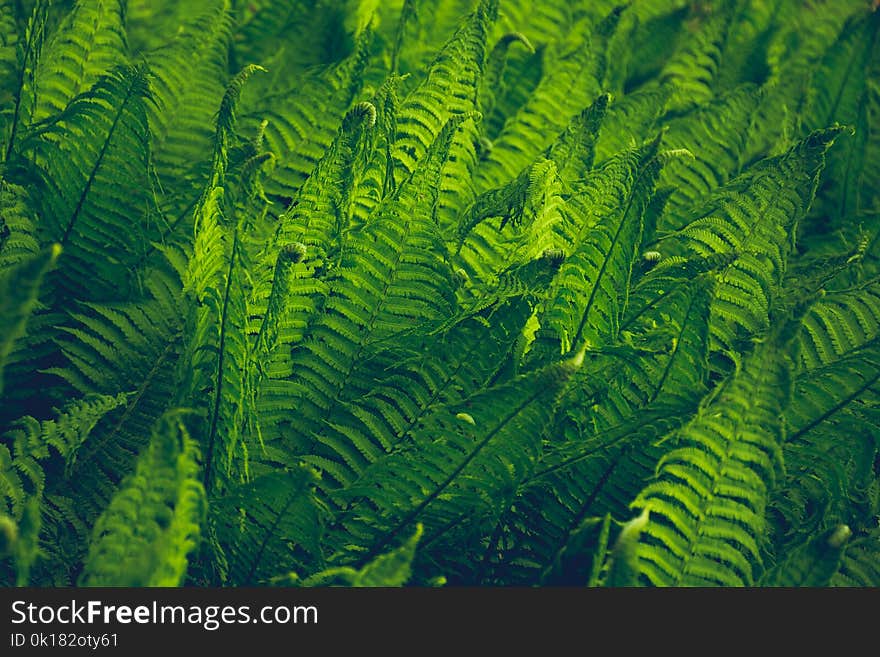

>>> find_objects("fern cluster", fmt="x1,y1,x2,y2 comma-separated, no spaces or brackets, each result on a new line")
1,0,878,587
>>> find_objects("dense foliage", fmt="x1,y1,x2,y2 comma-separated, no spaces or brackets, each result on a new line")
1,0,879,587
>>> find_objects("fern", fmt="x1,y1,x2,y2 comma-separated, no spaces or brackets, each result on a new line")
32,0,128,122
0,244,57,395
17,65,153,301
80,410,205,586
2,0,878,589
632,320,796,586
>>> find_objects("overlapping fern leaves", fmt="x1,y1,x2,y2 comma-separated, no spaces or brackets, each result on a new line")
0,0,878,588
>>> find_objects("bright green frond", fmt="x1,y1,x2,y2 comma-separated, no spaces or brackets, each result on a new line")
80,410,205,586
663,128,841,359
633,325,794,586
33,0,128,122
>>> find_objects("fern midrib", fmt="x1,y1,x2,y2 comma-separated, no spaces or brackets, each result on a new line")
527,411,669,483
3,4,39,163
356,382,551,567
60,76,137,246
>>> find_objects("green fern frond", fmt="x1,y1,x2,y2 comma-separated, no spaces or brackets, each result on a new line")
0,0,47,162
656,83,760,232
545,92,610,185
297,524,422,587
392,0,496,183
632,323,795,586
623,2,688,93
797,280,880,371
832,529,880,586
476,5,623,188
478,32,533,122
489,275,712,584
771,340,880,542
260,117,462,478
594,85,669,163
662,128,842,360
0,180,40,271
80,410,205,587
530,136,664,359
0,244,58,396
146,2,232,205
660,1,734,113
242,28,371,202
32,0,128,122
21,65,152,301
310,269,550,490
803,9,880,232
210,466,324,586
179,66,264,494
333,352,582,580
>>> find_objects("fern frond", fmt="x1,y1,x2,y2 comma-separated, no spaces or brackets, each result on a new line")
455,157,559,275
392,0,496,182
32,0,128,122
478,31,534,123
241,29,371,202
80,410,205,586
632,324,795,586
476,5,623,188
22,65,152,301
770,340,880,543
488,275,712,584
831,530,880,586
310,266,551,490
0,244,58,396
662,128,842,360
797,279,880,371
660,1,734,113
656,83,760,232
297,524,422,587
210,466,324,586
0,180,39,271
0,0,47,161
594,85,669,163
531,136,664,359
146,2,231,209
803,9,880,232
760,524,851,587
333,353,582,580
179,66,264,494
260,117,462,479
